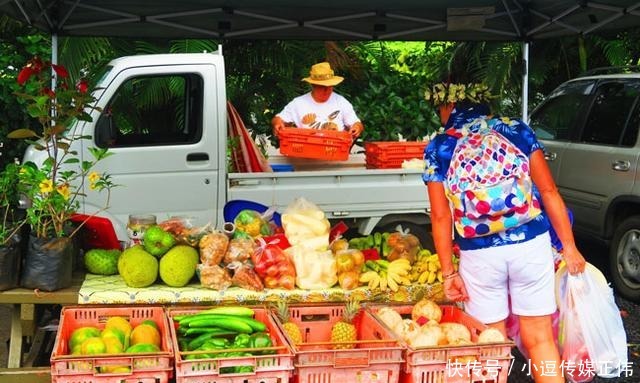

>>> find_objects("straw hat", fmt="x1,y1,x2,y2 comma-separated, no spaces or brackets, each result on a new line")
302,62,344,86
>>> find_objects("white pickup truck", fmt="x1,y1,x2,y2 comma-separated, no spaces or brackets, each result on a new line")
22,50,431,246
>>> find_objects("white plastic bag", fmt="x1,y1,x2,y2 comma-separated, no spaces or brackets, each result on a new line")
558,264,627,380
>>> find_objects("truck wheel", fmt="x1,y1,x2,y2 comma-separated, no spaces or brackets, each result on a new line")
375,222,435,252
609,215,640,302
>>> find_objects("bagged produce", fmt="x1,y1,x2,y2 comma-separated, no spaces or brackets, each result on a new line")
385,226,420,263
234,209,274,238
334,249,364,290
159,217,212,247
198,264,232,290
228,261,264,291
281,197,330,249
199,231,229,266
223,237,256,264
251,239,296,289
287,245,337,289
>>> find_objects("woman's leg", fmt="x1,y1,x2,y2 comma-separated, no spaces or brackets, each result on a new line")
519,314,564,383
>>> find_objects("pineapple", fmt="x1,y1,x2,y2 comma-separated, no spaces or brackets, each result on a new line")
330,300,360,349
275,301,303,345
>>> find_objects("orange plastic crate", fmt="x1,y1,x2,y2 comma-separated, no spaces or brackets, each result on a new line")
167,306,294,383
50,305,173,383
367,304,514,383
278,127,352,161
271,303,404,383
364,141,427,169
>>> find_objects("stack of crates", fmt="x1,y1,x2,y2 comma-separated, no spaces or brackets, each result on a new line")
271,303,404,383
368,304,514,383
278,127,352,161
365,141,427,169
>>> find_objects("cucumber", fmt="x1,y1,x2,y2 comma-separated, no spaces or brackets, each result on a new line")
199,306,255,317
187,332,226,350
188,317,253,333
184,327,236,337
181,314,267,332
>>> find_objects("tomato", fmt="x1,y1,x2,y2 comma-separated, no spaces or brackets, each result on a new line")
264,276,279,289
277,262,294,276
266,265,279,277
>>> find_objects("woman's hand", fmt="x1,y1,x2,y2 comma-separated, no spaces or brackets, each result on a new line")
444,274,469,302
562,245,586,275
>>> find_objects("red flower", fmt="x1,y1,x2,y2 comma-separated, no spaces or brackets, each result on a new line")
42,87,56,98
76,79,89,94
51,64,69,78
17,67,35,85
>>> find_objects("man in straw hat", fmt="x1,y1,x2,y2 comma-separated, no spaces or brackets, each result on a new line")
272,62,364,138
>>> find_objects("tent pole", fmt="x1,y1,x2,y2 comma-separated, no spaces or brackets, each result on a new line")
51,33,58,89
521,41,529,121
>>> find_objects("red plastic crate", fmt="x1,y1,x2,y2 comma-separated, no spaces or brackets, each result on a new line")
50,305,173,383
167,306,294,383
365,141,427,169
271,303,404,383
368,304,514,383
278,127,352,161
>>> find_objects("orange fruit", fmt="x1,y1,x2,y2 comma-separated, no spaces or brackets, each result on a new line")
102,337,125,354
101,328,126,348
141,319,159,330
105,317,132,348
130,323,161,347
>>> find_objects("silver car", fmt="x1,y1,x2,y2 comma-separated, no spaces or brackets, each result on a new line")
529,73,640,302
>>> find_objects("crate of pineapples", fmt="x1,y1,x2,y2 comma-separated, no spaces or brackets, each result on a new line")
270,300,404,383
367,299,515,383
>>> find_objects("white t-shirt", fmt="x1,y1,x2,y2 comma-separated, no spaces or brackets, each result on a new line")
277,92,360,131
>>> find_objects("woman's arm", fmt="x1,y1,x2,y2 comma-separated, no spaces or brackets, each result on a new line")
530,149,586,274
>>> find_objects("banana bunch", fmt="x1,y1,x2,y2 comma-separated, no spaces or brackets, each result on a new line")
360,259,412,292
410,249,459,285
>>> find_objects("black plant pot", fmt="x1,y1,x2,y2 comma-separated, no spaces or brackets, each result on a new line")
21,235,74,291
0,233,22,291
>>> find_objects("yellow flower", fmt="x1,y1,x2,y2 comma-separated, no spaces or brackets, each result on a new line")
90,182,97,190
56,183,71,200
88,171,100,183
501,117,511,124
39,179,53,194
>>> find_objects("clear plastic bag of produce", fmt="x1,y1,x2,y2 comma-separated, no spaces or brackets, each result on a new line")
159,217,213,247
558,264,627,381
223,237,256,265
234,209,274,238
281,197,330,249
385,225,420,263
228,261,264,291
198,231,229,266
251,239,296,289
197,263,232,290
286,245,337,289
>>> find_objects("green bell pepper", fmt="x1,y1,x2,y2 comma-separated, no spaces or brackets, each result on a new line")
249,332,274,354
232,333,252,349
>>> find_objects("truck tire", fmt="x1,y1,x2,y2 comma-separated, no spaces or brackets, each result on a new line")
609,215,640,302
374,222,435,252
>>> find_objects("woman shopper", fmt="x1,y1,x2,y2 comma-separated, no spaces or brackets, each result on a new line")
423,103,586,383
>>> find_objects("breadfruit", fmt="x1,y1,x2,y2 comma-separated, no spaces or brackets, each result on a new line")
159,245,199,287
117,245,158,288
84,248,121,275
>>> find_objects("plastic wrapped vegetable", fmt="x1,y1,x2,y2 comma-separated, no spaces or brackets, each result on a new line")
228,262,264,291
234,209,273,238
199,231,229,266
281,197,330,250
251,240,296,289
159,217,213,246
287,245,337,289
198,264,232,290
223,237,256,264
386,227,421,263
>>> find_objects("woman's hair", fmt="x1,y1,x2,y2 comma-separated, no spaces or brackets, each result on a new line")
445,102,491,129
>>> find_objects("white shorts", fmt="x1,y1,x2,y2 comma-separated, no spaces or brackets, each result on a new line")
458,232,557,324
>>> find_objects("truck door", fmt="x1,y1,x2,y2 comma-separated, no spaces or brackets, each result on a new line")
557,79,640,235
84,65,221,240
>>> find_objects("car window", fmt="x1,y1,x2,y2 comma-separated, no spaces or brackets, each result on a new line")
95,74,203,148
529,80,594,140
581,80,640,146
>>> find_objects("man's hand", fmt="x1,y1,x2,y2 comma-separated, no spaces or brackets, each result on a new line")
348,121,364,138
272,116,286,136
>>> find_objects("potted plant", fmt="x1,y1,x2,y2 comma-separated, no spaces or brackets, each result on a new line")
423,82,494,125
0,162,24,290
8,57,116,291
